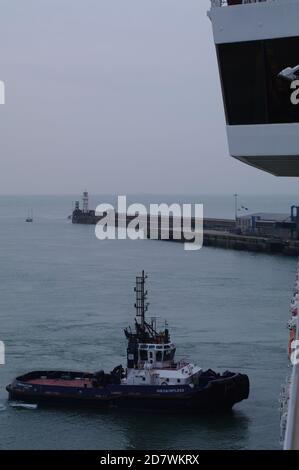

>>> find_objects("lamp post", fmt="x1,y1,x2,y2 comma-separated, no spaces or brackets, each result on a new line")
234,193,238,223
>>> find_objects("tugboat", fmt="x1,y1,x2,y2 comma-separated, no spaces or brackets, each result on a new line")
7,272,249,411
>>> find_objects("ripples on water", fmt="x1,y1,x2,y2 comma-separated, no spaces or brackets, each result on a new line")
0,195,296,449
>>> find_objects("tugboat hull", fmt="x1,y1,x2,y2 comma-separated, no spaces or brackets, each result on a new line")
6,370,249,412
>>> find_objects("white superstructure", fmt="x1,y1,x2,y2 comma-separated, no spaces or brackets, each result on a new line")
209,0,299,176
125,341,202,386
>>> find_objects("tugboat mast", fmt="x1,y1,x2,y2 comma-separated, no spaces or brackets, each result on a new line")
134,270,148,331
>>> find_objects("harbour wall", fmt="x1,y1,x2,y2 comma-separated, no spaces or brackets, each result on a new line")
72,211,299,256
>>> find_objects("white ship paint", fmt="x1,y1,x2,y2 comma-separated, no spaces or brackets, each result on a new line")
208,0,299,176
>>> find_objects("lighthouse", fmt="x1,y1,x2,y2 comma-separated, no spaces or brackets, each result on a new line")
82,191,89,214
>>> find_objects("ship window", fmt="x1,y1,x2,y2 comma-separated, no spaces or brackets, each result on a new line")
163,348,176,362
177,379,181,383
156,351,162,361
217,36,299,125
265,37,299,124
217,40,267,125
140,350,148,361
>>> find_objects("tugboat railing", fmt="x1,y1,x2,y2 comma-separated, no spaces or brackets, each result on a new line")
139,360,189,370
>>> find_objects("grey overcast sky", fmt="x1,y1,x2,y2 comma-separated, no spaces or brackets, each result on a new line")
0,0,298,195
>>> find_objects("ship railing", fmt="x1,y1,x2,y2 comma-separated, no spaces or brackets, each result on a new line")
138,360,189,370
161,360,189,371
175,360,189,369
211,0,274,7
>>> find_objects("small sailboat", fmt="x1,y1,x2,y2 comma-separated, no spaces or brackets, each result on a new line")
25,209,33,223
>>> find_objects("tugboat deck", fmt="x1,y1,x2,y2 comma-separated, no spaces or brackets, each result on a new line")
27,378,93,388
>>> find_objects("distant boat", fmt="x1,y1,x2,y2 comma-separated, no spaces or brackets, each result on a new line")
25,209,33,223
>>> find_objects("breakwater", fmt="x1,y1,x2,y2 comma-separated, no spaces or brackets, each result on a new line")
203,231,299,256
72,210,299,256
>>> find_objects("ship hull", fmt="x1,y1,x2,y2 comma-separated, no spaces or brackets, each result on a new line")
6,371,249,412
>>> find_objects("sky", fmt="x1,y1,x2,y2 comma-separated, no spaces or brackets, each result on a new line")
0,0,299,195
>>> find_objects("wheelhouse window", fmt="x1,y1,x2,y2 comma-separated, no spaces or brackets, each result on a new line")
217,36,299,125
156,351,162,361
163,348,176,362
140,350,148,361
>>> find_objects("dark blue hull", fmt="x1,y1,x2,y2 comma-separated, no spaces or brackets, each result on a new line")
7,370,249,412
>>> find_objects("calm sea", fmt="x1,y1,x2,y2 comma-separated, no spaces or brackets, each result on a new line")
0,194,297,450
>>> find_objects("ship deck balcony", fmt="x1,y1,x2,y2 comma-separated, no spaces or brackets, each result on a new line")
211,0,276,7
